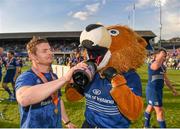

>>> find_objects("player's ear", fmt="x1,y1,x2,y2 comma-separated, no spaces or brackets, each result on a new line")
29,53,34,60
29,53,39,63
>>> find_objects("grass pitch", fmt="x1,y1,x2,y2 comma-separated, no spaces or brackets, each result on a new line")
0,64,180,128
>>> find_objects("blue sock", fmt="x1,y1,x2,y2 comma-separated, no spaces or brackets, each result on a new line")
4,87,12,96
158,120,166,128
144,112,151,128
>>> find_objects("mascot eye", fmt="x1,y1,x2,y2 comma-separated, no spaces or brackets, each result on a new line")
108,29,120,36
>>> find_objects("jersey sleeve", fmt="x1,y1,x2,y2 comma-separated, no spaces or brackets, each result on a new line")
124,72,142,96
15,72,37,91
14,58,20,67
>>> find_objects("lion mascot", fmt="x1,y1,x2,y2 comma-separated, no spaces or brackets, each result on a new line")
65,24,148,128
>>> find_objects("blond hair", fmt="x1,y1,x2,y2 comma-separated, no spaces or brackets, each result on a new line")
26,36,48,55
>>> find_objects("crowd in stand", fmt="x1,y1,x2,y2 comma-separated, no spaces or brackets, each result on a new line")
1,43,179,70
1,42,78,53
52,44,180,70
55,49,85,67
1,43,26,52
51,42,78,52
56,47,180,70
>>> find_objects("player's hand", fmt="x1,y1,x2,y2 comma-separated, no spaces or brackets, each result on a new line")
65,122,76,128
13,76,17,82
172,89,179,96
64,62,88,82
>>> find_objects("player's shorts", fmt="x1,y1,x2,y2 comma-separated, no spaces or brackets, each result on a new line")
146,85,163,107
0,72,2,82
3,73,15,83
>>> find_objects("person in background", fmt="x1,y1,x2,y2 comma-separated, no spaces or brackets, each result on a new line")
15,36,87,128
17,56,23,74
144,48,179,128
2,50,20,101
0,47,6,82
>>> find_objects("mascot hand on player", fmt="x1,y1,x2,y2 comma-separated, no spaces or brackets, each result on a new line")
65,24,148,121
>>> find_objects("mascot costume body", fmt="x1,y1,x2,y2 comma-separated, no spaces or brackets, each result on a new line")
66,24,148,128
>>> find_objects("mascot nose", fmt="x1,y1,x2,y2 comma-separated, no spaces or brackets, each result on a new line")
82,40,94,49
86,24,103,32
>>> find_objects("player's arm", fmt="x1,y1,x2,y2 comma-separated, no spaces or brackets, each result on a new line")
0,57,6,68
0,59,2,65
164,73,178,96
13,59,21,81
14,66,21,81
16,62,87,107
150,58,164,70
16,77,68,107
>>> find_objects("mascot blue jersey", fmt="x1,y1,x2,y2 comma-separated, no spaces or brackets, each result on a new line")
15,69,62,128
84,70,142,128
146,60,166,106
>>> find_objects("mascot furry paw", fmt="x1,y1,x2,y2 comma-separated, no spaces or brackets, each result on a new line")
65,24,148,128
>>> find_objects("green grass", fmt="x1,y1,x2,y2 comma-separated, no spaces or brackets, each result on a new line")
0,64,180,128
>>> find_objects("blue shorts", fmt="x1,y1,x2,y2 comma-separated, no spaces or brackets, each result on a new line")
0,72,2,82
146,86,163,107
0,73,2,82
3,73,15,83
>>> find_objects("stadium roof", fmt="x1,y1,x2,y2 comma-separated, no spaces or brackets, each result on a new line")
0,30,156,39
0,31,81,39
135,31,157,37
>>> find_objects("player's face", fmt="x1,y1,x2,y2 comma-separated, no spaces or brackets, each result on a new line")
7,52,13,59
34,43,54,65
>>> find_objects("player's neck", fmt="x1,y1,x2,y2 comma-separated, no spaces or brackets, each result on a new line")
32,63,51,73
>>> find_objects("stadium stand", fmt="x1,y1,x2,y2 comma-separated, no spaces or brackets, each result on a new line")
0,31,156,53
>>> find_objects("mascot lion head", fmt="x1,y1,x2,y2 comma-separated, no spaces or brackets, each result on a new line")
80,24,147,73
65,24,148,102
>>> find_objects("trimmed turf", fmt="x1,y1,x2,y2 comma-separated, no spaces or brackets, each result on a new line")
0,64,179,128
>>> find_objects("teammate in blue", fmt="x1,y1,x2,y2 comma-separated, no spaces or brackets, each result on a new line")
144,48,178,128
2,50,20,101
15,36,87,128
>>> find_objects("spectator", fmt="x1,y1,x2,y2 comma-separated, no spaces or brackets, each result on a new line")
2,50,20,101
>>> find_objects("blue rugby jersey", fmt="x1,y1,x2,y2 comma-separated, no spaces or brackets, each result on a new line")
146,61,166,106
147,60,166,89
15,69,62,128
3,58,20,83
84,71,142,128
5,58,19,76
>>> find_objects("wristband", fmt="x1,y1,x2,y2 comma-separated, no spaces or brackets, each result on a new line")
64,120,71,125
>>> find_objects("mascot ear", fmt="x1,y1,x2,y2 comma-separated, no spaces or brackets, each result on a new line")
136,34,153,50
136,35,147,48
